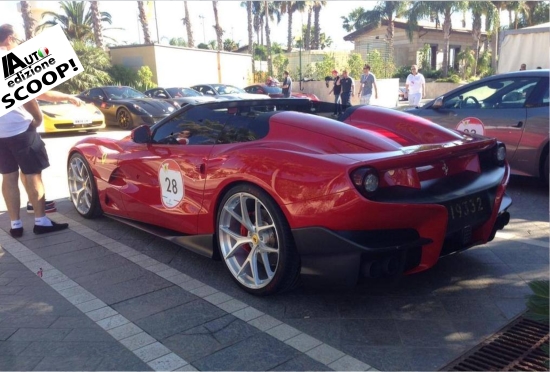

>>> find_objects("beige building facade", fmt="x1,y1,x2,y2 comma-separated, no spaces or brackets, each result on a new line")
344,20,488,71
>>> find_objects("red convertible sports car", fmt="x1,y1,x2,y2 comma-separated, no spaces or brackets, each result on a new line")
67,99,511,295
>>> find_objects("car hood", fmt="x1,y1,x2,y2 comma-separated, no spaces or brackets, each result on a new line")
174,96,217,104
40,103,103,118
218,93,270,100
113,98,176,115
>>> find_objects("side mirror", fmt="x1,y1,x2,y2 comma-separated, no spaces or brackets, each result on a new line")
131,125,152,143
432,97,444,109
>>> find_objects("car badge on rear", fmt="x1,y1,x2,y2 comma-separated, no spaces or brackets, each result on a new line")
442,161,449,175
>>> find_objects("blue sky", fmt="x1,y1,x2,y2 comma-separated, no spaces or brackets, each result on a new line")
1,1,486,50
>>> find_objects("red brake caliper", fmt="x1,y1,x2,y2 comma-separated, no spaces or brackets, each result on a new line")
240,212,255,253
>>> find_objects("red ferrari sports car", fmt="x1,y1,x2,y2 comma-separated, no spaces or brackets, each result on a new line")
67,99,511,295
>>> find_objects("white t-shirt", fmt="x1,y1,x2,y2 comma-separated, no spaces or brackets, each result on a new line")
0,47,32,138
406,73,425,95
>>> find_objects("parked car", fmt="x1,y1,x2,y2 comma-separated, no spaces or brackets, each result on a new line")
77,86,177,129
191,84,267,100
144,87,216,107
244,84,319,101
37,100,105,133
398,86,408,101
406,70,549,183
67,98,511,295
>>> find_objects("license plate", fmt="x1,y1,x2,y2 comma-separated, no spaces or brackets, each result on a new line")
445,192,491,233
73,118,92,125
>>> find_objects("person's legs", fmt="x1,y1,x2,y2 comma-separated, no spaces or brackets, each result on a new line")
409,93,421,107
335,94,341,114
2,171,21,222
23,173,46,218
360,94,372,105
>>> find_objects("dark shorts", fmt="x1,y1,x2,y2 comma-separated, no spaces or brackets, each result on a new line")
0,128,50,175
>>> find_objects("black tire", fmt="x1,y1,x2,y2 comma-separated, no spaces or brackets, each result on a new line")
216,184,300,296
117,108,134,130
67,153,103,219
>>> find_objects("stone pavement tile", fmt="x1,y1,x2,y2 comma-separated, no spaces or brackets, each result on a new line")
203,314,259,345
136,300,226,340
163,332,224,363
285,333,323,352
0,341,31,356
86,306,119,321
386,296,448,320
395,319,461,347
248,313,283,332
340,319,401,347
0,314,58,328
270,354,332,371
112,285,196,322
188,284,218,298
0,269,30,278
0,355,43,371
495,298,527,320
32,355,102,371
90,273,173,305
232,306,264,322
329,355,372,371
203,291,233,305
306,343,346,365
97,314,130,331
63,327,115,342
60,253,129,279
282,295,339,319
95,348,153,371
8,328,71,342
148,353,188,371
439,297,508,321
265,323,302,342
75,263,147,288
453,319,509,346
20,340,123,358
107,323,143,341
133,342,171,363
119,332,156,351
22,230,81,250
0,277,15,286
28,238,97,259
216,298,248,313
0,286,23,295
0,328,16,341
338,296,393,319
46,246,113,268
74,298,107,313
5,276,44,287
492,245,549,265
49,315,99,329
193,332,301,371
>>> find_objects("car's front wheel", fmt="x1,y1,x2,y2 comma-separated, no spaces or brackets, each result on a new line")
217,184,300,296
67,153,102,218
117,108,134,130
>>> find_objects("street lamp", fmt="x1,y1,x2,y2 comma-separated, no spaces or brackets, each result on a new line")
199,14,205,43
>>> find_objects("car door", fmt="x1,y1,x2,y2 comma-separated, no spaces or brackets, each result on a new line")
116,106,229,234
87,88,117,122
415,77,542,161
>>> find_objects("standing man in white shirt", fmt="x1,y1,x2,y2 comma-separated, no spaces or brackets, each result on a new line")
405,65,426,107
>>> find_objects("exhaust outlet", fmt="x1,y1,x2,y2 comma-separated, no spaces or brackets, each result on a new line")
361,260,382,278
383,257,400,276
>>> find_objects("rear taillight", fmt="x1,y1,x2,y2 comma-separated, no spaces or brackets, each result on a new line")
494,142,506,166
351,167,379,197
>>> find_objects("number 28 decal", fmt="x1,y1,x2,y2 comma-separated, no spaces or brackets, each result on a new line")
456,117,485,136
158,159,184,208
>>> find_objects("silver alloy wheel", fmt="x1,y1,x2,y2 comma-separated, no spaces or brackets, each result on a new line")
219,192,280,290
68,156,93,215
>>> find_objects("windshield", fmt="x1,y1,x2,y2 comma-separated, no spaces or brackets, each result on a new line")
213,85,245,95
167,88,202,97
103,87,146,99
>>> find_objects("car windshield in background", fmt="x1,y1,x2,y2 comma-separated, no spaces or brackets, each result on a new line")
214,85,246,95
264,86,283,94
103,87,146,100
167,88,202,97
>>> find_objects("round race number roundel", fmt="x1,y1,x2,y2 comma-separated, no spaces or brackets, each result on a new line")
158,159,184,209
456,117,485,136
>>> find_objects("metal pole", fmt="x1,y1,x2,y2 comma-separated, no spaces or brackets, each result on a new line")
154,1,160,43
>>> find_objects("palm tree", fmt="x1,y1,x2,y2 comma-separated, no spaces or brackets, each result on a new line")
137,1,152,44
212,1,224,51
354,1,408,62
264,1,282,76
305,4,312,50
409,1,468,77
89,1,103,49
36,1,113,43
341,7,367,32
252,1,264,45
312,1,326,50
20,1,34,40
469,1,497,75
183,1,194,48
245,2,254,73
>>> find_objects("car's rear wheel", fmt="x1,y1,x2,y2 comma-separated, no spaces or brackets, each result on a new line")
544,153,549,185
217,184,300,296
67,153,102,218
117,108,133,130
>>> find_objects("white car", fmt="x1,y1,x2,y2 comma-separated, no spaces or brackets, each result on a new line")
191,84,269,100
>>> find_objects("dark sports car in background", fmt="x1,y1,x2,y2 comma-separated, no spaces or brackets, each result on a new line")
144,87,216,107
407,70,549,183
244,84,320,101
191,84,266,100
67,99,511,295
78,86,177,129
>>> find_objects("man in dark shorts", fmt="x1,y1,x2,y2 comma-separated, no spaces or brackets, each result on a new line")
282,71,292,98
328,69,341,116
0,24,81,237
339,70,355,109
